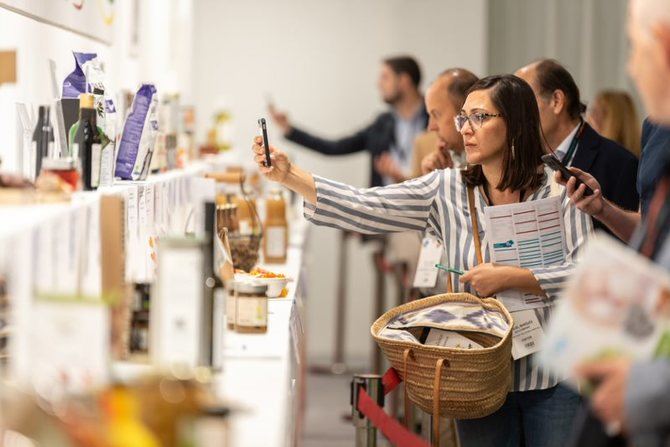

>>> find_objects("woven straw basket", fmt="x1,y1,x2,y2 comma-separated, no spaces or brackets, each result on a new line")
371,293,514,420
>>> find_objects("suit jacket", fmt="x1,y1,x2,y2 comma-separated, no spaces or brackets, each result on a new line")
285,107,429,187
571,123,640,235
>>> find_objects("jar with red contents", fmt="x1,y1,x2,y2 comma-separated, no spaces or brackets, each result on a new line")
41,157,80,191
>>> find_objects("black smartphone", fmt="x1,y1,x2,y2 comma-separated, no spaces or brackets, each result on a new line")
542,154,593,196
258,118,271,167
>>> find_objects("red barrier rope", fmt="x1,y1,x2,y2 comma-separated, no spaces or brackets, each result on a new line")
355,368,430,447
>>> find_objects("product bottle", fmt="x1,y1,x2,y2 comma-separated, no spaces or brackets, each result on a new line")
103,386,160,447
69,93,102,191
31,105,54,180
202,201,223,367
263,189,288,263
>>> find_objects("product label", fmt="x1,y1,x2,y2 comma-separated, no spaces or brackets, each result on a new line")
91,143,102,188
71,143,80,160
235,296,267,328
226,292,236,325
266,226,287,259
99,143,114,187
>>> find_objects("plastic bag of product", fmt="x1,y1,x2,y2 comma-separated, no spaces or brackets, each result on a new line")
115,84,159,180
61,52,100,98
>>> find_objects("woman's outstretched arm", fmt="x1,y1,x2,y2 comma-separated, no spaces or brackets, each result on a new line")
252,137,442,235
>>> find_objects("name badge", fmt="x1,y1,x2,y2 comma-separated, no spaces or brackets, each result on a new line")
413,235,443,289
511,309,544,360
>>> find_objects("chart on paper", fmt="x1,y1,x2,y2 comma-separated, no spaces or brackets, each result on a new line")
483,195,566,312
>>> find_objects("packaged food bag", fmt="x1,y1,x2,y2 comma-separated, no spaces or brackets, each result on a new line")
115,84,159,180
61,52,100,98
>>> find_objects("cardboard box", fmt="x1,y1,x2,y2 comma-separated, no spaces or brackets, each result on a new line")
100,194,131,359
0,50,17,85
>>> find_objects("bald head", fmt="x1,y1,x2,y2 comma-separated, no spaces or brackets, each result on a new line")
627,0,670,124
425,68,478,153
630,0,670,34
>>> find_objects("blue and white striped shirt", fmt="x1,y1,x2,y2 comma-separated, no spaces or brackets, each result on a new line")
304,168,593,392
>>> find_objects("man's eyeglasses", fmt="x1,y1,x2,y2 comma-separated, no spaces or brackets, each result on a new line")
454,112,503,132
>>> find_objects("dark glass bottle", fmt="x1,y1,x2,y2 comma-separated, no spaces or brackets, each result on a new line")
69,94,102,191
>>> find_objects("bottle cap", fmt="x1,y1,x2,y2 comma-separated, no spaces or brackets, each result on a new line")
79,93,94,109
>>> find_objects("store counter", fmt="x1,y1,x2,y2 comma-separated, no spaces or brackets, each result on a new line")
0,162,308,447
217,227,308,446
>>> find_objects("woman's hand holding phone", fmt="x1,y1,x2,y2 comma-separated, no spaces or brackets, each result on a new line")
252,136,291,183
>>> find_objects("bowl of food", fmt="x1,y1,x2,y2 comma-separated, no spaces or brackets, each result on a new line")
249,268,289,298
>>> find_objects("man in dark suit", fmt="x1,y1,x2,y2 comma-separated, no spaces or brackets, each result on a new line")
269,55,428,187
516,59,639,238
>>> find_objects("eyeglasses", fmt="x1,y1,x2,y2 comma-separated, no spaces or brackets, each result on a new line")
454,112,503,132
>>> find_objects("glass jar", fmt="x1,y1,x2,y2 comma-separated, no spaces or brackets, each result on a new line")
208,171,258,236
216,203,239,235
234,281,268,334
263,189,288,264
41,157,80,191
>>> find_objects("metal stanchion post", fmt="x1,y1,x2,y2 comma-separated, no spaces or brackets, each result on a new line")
351,374,384,447
372,246,386,374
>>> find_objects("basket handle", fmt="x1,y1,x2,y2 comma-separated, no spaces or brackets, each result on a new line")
432,358,450,447
402,348,414,428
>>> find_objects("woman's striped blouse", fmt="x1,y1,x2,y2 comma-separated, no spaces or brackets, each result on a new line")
304,168,593,392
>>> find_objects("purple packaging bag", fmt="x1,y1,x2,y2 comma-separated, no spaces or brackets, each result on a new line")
115,84,158,180
61,52,98,98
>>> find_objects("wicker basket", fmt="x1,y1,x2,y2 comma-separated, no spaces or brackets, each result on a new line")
371,293,514,420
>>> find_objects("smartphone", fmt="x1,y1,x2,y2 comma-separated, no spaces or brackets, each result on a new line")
541,154,593,196
258,118,271,167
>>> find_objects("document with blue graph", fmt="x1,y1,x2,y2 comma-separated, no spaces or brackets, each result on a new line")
483,196,565,312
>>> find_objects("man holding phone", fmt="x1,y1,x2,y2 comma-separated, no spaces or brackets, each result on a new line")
268,55,428,187
514,59,640,238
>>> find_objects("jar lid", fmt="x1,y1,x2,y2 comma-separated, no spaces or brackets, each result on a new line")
234,281,267,294
42,157,77,170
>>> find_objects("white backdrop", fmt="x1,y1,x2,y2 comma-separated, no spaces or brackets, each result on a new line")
487,0,635,106
0,0,194,171
193,0,488,365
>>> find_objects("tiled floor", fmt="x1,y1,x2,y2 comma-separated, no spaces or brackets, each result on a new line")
302,370,393,447
302,372,356,446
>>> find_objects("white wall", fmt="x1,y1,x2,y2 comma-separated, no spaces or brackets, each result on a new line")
194,0,488,366
487,0,636,106
0,0,194,171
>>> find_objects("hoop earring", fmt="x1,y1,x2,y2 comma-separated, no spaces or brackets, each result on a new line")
511,143,516,160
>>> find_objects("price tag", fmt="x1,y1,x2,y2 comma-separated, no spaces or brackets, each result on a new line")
412,235,443,288
511,309,544,360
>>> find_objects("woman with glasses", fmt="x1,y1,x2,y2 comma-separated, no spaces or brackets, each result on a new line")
252,74,591,446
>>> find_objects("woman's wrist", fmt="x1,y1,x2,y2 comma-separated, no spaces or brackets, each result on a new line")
283,162,317,204
502,265,545,296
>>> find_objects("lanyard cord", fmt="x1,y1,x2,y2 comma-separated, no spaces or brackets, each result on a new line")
562,120,586,166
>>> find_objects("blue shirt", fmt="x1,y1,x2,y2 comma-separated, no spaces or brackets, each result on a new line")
638,118,670,214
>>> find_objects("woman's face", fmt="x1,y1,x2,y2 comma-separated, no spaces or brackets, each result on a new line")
586,98,605,134
459,89,508,166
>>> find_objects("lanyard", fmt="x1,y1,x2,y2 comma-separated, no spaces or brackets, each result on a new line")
562,121,586,166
